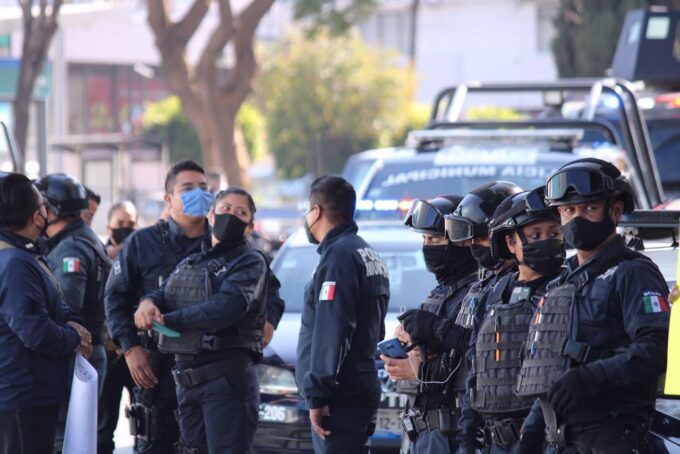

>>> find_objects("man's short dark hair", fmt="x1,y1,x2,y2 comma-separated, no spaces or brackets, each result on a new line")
309,175,356,224
0,173,41,231
215,187,256,222
84,186,101,205
164,160,205,194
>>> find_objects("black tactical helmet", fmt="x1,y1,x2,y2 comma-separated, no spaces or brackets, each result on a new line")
404,195,463,236
544,158,635,214
445,181,523,242
489,186,558,261
34,173,88,218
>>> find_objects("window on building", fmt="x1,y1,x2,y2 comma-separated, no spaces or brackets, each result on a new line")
360,9,411,56
536,6,558,53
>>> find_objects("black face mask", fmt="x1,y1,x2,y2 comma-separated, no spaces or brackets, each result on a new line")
36,211,49,238
521,239,566,276
561,216,615,251
304,210,320,245
212,213,248,247
110,227,134,245
470,244,496,270
423,244,477,284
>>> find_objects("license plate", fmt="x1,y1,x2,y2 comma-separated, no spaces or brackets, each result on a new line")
258,403,295,423
373,408,402,437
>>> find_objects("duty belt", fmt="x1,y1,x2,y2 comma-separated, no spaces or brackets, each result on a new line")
484,417,522,447
402,407,458,437
172,358,252,388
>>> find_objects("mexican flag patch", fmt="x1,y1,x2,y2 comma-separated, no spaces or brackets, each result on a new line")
319,281,336,301
63,257,80,273
643,293,669,314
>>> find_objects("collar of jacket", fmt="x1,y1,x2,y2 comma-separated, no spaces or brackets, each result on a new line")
45,218,86,250
0,230,41,254
564,234,627,278
316,220,358,254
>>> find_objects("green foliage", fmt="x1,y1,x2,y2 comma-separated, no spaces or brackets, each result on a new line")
142,96,203,164
552,0,651,77
294,0,378,34
142,96,266,163
258,31,416,178
388,103,431,147
237,102,267,161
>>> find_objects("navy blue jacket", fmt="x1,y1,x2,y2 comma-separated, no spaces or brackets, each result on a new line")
146,242,268,363
296,221,390,409
105,218,286,352
0,231,81,410
105,219,208,352
46,219,109,344
523,235,669,428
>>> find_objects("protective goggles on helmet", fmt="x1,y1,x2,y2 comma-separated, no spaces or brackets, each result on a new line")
545,169,614,202
404,199,444,232
444,215,488,242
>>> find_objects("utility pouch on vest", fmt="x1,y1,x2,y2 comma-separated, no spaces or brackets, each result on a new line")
515,283,574,398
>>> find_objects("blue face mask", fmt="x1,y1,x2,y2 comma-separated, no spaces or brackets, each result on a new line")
181,187,213,217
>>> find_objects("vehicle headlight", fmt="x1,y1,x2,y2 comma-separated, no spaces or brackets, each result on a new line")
257,364,299,396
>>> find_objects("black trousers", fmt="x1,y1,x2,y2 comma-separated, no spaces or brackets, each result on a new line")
97,351,135,454
176,364,259,454
133,353,179,454
0,405,59,454
569,422,651,454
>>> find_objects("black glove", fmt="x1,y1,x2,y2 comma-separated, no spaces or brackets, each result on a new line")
548,366,600,416
398,309,440,346
515,430,545,454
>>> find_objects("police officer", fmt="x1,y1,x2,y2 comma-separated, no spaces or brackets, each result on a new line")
134,187,268,453
382,196,478,453
467,187,565,453
515,158,669,453
35,174,110,389
443,181,522,453
105,160,214,453
98,201,138,454
296,175,389,453
82,185,101,227
0,173,92,454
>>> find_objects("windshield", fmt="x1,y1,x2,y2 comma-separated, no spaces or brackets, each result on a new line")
273,242,436,313
356,159,562,220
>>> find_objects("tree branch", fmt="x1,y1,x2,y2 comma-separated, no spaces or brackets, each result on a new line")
196,0,234,83
170,0,211,46
221,0,273,109
147,0,171,43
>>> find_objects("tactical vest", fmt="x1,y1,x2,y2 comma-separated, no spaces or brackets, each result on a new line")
395,283,458,397
472,274,544,415
515,249,644,399
156,246,268,360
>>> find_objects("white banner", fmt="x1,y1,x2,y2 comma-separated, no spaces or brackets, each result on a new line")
63,353,98,454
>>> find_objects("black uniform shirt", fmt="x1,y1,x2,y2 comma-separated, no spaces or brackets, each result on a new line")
296,221,390,409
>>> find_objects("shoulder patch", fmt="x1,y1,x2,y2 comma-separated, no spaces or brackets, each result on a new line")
62,257,81,273
319,281,336,301
642,291,669,314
